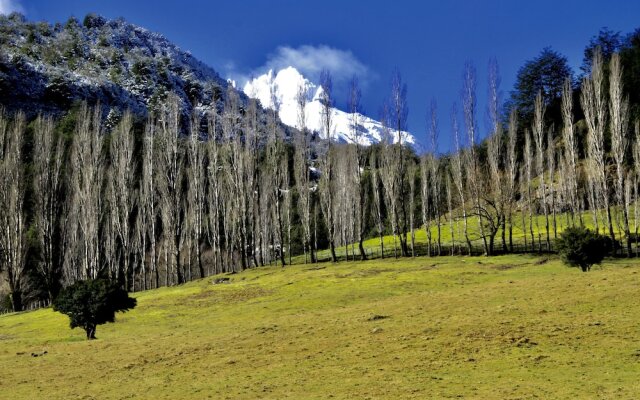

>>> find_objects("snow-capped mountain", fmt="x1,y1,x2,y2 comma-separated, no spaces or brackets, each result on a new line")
243,67,415,146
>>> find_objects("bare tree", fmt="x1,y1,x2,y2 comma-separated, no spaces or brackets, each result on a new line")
370,151,385,258
582,49,615,240
379,104,402,258
408,163,417,257
187,114,206,277
245,97,261,267
318,69,338,262
157,95,185,284
523,130,535,250
609,52,631,254
132,202,144,291
547,128,558,239
294,83,314,263
532,92,551,250
561,78,580,225
140,118,159,288
104,180,117,281
625,172,634,255
264,86,287,267
206,108,223,274
519,165,529,251
259,168,274,265
445,172,455,255
68,104,104,282
347,76,368,260
389,70,410,256
109,112,136,289
381,143,400,258
505,110,518,251
32,115,64,301
283,156,292,265
486,59,506,254
420,153,432,255
462,62,488,254
428,100,441,255
585,159,600,232
450,104,471,254
633,121,640,254
221,86,248,269
0,112,28,311
485,117,503,254
335,146,352,260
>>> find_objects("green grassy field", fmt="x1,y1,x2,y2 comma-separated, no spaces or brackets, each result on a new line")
303,207,640,262
1,254,640,399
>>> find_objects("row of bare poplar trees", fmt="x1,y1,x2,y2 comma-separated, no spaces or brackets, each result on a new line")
325,49,639,261
413,49,640,260
0,49,638,310
0,65,408,310
0,84,304,310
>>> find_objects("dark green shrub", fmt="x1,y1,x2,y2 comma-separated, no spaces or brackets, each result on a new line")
44,75,72,107
53,279,136,339
83,13,106,29
625,232,640,242
0,293,12,312
556,226,611,272
64,16,80,32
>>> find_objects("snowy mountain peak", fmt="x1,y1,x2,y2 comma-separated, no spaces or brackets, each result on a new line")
243,67,415,146
244,67,314,128
311,85,326,103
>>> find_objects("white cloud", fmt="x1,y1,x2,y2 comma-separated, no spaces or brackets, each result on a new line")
228,45,374,97
262,45,371,85
0,0,24,15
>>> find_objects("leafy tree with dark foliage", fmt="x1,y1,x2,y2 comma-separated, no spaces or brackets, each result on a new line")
508,47,572,123
621,28,640,120
556,227,611,272
581,27,623,75
53,279,136,339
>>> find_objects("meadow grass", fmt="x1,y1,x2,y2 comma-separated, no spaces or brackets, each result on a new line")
1,254,640,399
302,207,640,263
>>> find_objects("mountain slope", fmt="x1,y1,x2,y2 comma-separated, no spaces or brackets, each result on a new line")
0,13,230,119
244,67,415,146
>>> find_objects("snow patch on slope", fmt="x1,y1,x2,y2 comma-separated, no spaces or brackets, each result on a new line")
243,67,414,146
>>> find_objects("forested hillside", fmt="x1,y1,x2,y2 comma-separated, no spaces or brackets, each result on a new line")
0,12,235,120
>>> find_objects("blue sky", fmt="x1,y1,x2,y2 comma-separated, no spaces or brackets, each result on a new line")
6,0,640,150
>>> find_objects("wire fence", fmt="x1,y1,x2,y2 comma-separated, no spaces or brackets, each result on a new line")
0,299,51,316
312,240,640,263
312,243,555,263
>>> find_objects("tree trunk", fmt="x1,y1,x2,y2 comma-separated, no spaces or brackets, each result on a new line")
11,291,23,312
175,241,184,285
329,239,337,263
606,206,616,243
436,220,442,256
197,243,205,278
85,324,97,340
501,218,507,252
358,238,367,261
488,232,495,256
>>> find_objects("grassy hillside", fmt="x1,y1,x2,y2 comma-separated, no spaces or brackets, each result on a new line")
1,255,640,399
306,208,640,262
